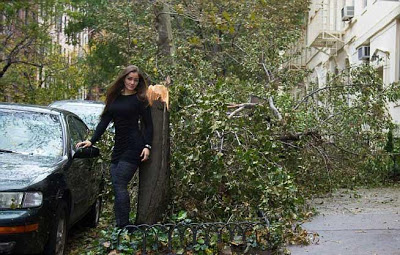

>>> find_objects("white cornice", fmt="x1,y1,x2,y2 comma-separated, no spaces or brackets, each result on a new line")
354,5,400,48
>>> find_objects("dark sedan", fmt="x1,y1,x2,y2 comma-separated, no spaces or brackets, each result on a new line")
0,103,103,255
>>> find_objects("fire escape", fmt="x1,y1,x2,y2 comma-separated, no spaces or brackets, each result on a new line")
288,0,345,71
307,0,344,56
287,32,307,70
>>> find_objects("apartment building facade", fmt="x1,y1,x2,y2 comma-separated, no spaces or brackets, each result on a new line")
0,3,90,100
47,7,90,99
49,7,89,61
292,0,400,123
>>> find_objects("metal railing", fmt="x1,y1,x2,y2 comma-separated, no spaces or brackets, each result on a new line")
117,220,271,254
307,0,342,48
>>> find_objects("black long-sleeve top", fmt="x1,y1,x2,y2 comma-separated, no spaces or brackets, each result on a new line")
90,94,153,164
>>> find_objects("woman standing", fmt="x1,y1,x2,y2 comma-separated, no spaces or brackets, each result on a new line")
76,65,153,228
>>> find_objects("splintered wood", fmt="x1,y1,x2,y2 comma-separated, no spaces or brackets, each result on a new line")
146,84,169,110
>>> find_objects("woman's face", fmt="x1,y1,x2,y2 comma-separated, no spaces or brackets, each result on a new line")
124,72,140,93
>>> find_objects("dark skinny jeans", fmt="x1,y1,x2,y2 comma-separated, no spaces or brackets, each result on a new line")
110,161,138,228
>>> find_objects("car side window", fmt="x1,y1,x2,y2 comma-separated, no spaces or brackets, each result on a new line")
71,117,89,140
67,116,89,149
68,116,82,148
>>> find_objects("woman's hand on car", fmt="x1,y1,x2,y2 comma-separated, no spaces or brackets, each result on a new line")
140,148,150,162
76,140,92,148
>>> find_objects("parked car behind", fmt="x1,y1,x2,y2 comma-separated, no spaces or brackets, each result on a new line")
0,103,103,255
49,100,109,131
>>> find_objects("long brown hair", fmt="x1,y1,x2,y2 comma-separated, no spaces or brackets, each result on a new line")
102,65,148,116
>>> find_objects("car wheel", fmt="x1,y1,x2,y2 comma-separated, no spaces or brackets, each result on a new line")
44,201,68,255
83,196,102,228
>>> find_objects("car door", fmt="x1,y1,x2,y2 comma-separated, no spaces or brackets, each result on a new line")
70,117,102,208
65,115,93,223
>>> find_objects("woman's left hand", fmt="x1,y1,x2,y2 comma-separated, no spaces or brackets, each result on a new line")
140,148,151,162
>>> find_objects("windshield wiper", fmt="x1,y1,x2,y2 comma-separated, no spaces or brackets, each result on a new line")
0,149,17,153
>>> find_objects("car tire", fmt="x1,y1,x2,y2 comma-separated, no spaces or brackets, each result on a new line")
83,196,102,228
44,201,68,255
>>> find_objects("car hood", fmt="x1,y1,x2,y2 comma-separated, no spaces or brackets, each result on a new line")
0,153,64,190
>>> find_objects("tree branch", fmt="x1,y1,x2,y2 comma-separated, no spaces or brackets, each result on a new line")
0,36,35,78
278,131,320,142
310,143,332,187
293,84,373,110
294,86,333,110
262,63,272,83
23,72,35,91
227,103,258,119
156,11,199,22
8,37,31,59
227,102,258,109
228,98,282,121
13,61,43,68
268,96,282,120
228,106,245,119
0,60,12,78
1,31,14,49
326,142,360,156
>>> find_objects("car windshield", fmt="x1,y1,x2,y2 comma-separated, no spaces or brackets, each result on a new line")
51,103,103,130
0,110,63,157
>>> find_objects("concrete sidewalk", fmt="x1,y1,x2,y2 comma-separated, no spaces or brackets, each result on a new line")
287,188,400,255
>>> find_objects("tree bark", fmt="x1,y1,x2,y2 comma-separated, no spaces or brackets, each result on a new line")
154,2,175,58
135,100,170,224
134,1,173,225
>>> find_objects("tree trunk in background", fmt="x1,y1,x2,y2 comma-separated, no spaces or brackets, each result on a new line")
135,100,170,224
154,2,175,61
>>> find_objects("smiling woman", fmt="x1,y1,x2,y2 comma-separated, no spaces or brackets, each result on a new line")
76,65,153,229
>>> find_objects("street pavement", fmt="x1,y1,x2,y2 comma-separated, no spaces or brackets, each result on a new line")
287,188,400,255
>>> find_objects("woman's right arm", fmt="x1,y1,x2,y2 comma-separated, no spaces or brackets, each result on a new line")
76,111,113,148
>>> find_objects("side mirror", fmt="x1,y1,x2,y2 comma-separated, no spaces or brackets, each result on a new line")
74,146,100,159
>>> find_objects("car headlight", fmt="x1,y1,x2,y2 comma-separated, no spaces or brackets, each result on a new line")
0,192,43,209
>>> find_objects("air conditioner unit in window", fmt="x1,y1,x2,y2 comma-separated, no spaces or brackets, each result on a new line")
341,6,354,21
358,46,370,60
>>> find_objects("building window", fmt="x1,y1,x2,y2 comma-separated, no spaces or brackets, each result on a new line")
363,0,368,9
59,16,62,32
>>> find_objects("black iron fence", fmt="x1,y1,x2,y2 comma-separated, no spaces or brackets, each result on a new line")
117,219,271,254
